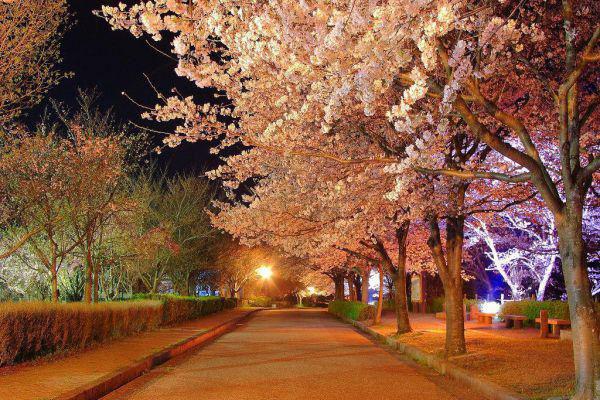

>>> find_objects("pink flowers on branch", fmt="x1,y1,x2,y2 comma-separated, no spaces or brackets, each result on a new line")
99,1,600,396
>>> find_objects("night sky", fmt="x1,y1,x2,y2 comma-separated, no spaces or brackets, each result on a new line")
37,0,216,174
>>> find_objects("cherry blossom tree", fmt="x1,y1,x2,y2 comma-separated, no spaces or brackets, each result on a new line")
100,1,599,394
466,208,559,301
0,0,69,125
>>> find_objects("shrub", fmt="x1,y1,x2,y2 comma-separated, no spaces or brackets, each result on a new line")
328,300,376,321
132,294,237,325
0,300,162,366
247,296,272,307
499,300,570,321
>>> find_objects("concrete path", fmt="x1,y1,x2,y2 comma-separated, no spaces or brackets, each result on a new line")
102,309,483,400
0,308,255,400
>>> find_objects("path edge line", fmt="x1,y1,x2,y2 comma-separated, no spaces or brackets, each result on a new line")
55,308,262,400
333,314,525,400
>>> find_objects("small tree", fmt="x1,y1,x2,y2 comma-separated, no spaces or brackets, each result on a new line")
0,0,69,125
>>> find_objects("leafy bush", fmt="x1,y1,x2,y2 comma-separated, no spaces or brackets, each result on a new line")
328,300,376,321
247,296,272,307
429,297,444,313
0,300,162,366
132,294,237,325
499,300,570,321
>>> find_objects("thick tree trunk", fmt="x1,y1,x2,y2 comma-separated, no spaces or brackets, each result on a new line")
347,274,356,301
427,214,467,356
393,221,412,334
374,265,384,324
392,272,411,334
333,273,345,301
556,205,599,399
361,268,369,304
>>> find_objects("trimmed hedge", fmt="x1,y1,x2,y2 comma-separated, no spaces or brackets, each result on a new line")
328,300,376,321
247,296,272,307
0,300,162,366
132,294,237,325
499,300,600,321
0,295,237,366
499,300,569,321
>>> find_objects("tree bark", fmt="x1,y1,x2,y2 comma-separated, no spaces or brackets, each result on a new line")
93,264,99,302
333,273,345,301
83,245,93,303
374,265,384,325
360,267,369,304
51,262,59,303
392,221,412,334
347,274,356,301
427,214,467,357
556,204,599,399
354,274,362,302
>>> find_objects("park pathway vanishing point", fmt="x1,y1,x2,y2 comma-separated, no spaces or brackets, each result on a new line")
102,308,484,400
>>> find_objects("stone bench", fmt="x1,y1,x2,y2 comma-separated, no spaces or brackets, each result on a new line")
535,310,571,338
504,314,527,329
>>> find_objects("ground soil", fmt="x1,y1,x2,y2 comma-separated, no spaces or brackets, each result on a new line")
372,311,574,399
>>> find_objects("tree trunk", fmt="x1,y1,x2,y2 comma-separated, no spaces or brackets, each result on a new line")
427,214,467,356
93,264,100,302
374,265,384,324
393,221,412,334
361,267,369,304
333,273,345,301
51,263,59,303
392,272,411,334
354,274,362,302
347,274,356,301
84,249,93,303
556,206,599,399
536,254,556,301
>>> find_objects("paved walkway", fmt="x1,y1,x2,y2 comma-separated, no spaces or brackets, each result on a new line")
0,308,254,400
102,309,482,400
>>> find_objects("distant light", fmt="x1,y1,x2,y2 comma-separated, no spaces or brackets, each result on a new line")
256,266,273,280
480,301,500,315
307,286,316,295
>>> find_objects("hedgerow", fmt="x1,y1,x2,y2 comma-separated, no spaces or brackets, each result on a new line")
499,300,570,321
0,295,237,366
0,300,162,366
132,294,237,325
328,300,376,321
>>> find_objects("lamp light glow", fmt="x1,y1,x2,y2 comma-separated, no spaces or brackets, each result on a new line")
480,301,501,315
256,265,273,280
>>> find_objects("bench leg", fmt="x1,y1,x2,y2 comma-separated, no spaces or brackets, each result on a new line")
505,319,512,328
539,310,549,338
554,325,561,338
514,319,523,329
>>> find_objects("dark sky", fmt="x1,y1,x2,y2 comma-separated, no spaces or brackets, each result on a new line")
40,0,216,175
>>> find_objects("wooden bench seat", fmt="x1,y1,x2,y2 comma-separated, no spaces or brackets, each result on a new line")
504,314,527,329
535,316,571,338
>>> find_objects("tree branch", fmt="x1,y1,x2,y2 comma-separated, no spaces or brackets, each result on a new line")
415,166,531,183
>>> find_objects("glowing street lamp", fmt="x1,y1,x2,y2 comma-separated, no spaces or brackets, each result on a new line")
256,265,273,280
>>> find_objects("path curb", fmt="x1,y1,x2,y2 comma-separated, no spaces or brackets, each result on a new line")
56,309,262,400
334,314,524,400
